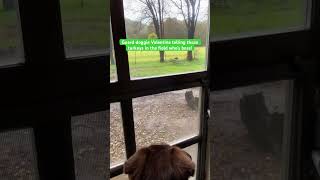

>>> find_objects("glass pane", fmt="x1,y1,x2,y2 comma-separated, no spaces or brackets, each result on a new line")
211,0,310,40
110,103,126,167
133,88,201,149
0,0,24,66
0,129,39,179
110,24,117,82
71,111,108,179
60,0,109,57
184,144,198,180
209,80,293,180
123,0,210,79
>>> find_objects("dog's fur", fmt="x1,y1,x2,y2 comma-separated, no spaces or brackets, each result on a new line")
124,144,195,180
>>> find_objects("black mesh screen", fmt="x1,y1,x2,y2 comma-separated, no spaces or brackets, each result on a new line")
0,128,39,179
209,80,293,180
71,111,108,180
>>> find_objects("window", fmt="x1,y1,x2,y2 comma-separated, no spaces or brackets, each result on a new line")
0,0,24,66
209,80,294,180
110,1,210,179
122,0,210,79
211,0,311,41
110,103,126,167
110,25,117,82
72,111,108,179
0,129,39,179
0,0,109,179
60,0,109,57
133,88,201,149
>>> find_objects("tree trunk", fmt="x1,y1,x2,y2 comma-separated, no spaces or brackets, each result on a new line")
187,29,195,61
160,51,164,63
187,51,193,61
3,0,15,11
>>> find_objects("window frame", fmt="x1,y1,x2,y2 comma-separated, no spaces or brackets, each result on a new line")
109,0,210,179
0,0,109,179
209,0,320,180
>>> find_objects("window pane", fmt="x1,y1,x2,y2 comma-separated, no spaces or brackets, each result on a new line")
123,0,210,79
0,129,39,179
184,144,198,180
209,80,293,180
110,24,117,82
211,0,310,40
60,0,109,57
0,0,24,66
71,111,108,179
110,103,126,167
133,88,201,149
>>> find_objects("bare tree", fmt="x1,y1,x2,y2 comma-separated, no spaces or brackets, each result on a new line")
171,0,201,61
138,0,166,62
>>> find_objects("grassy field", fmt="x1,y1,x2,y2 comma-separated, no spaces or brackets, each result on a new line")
110,47,207,80
211,0,305,37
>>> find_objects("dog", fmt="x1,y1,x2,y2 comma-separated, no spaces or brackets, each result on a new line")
124,144,195,180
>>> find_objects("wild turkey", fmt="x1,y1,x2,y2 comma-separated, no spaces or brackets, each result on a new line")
185,91,199,110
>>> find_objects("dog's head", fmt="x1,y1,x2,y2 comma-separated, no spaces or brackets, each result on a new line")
124,144,195,180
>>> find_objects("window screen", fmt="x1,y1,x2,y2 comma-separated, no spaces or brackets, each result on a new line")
0,0,24,66
0,128,39,179
209,80,294,180
71,111,108,180
211,0,311,40
60,0,109,57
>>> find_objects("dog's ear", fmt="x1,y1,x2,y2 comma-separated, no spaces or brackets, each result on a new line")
171,146,196,178
123,147,149,176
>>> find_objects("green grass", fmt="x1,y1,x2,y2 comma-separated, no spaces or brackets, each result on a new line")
110,47,207,80
211,0,305,37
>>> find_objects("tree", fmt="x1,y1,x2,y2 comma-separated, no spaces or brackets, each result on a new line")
138,0,166,62
171,0,201,61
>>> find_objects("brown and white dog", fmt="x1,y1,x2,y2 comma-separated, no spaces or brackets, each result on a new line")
124,144,195,180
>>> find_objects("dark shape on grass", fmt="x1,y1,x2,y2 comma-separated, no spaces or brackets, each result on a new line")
185,90,199,110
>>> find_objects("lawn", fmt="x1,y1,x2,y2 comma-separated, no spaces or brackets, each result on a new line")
211,0,305,37
110,47,207,80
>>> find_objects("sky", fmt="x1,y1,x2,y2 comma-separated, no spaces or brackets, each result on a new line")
123,0,209,23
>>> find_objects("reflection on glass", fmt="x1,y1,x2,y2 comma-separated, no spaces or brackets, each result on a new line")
133,88,201,149
123,0,209,79
0,129,38,179
211,0,309,40
110,103,126,167
0,0,24,66
60,0,109,57
209,80,293,180
71,111,108,179
110,24,117,82
184,144,198,180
